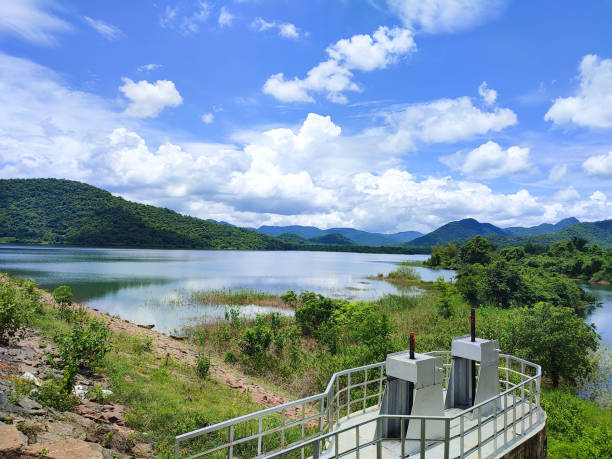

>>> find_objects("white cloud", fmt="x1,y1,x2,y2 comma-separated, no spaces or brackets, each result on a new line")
159,1,210,34
119,78,183,118
545,54,612,128
381,94,517,152
548,164,567,182
554,186,580,202
441,141,531,178
387,0,507,34
252,17,301,39
0,0,70,45
137,63,162,73
84,16,123,40
201,113,214,124
583,151,612,177
1,52,610,233
263,26,415,103
478,81,497,105
218,7,234,28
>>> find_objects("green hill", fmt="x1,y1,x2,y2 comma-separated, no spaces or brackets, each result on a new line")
256,225,422,246
0,178,287,250
485,219,612,248
309,233,356,245
505,217,579,236
406,218,509,247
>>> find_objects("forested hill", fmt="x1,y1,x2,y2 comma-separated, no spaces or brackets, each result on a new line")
406,218,509,247
0,179,288,250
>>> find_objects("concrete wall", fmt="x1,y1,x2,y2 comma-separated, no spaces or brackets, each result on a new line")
501,424,547,459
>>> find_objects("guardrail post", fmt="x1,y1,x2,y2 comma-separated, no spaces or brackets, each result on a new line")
175,439,180,459
400,418,405,458
228,425,234,459
444,418,450,459
420,419,426,459
313,439,320,459
377,418,382,459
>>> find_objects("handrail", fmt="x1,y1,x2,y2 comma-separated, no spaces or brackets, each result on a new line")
175,351,542,458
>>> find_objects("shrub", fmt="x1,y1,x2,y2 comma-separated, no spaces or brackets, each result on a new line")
52,285,73,305
196,355,210,379
224,351,238,364
240,317,272,357
35,378,79,411
294,291,343,336
55,318,110,377
130,334,153,355
0,282,35,342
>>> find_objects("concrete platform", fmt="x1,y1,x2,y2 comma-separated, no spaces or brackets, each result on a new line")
320,394,545,458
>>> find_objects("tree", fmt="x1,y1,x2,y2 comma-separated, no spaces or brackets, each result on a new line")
459,236,494,265
516,302,599,387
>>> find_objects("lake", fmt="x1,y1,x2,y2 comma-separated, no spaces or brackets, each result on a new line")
0,245,453,334
0,245,609,347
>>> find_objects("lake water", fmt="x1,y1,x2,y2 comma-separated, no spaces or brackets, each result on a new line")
0,245,608,347
0,245,454,333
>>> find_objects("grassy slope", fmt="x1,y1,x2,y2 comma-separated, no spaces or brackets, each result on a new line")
0,178,287,250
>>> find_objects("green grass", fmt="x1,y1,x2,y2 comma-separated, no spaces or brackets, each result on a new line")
542,389,612,458
166,288,285,308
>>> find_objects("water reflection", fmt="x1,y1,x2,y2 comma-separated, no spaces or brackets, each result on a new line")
0,245,451,333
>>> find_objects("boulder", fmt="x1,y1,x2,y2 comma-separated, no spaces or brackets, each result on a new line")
0,422,28,458
21,438,108,459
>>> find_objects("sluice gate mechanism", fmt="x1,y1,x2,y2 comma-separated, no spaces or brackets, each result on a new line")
175,311,546,458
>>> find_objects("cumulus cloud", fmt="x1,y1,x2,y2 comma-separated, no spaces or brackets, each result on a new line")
1,52,610,233
478,81,497,105
263,26,415,103
0,0,70,45
554,186,580,202
440,141,531,178
387,0,507,34
251,17,300,39
201,113,214,124
381,94,517,152
84,16,123,40
545,54,612,128
218,7,234,28
582,151,612,177
119,78,183,118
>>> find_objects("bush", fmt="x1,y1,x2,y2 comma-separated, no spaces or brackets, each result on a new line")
55,318,110,377
0,282,36,342
240,316,272,357
52,285,73,304
196,355,210,379
293,291,344,336
224,351,238,364
35,378,79,411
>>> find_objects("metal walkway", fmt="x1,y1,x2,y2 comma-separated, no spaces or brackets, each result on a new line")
175,352,544,459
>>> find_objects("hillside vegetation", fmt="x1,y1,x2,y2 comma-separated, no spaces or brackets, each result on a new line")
257,225,422,246
406,218,509,247
0,179,287,250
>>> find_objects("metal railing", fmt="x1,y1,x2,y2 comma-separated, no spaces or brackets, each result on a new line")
175,352,543,458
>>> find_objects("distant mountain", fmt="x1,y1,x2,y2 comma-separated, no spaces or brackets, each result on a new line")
405,218,509,247
505,217,579,236
256,225,422,246
0,179,287,250
309,233,356,246
488,219,612,248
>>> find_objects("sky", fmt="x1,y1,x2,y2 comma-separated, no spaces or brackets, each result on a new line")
0,0,611,233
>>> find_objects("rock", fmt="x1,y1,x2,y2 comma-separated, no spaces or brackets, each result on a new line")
73,385,87,400
20,438,108,459
170,335,187,341
21,372,41,386
17,396,42,411
0,422,28,458
137,324,155,329
123,375,133,383
46,420,87,441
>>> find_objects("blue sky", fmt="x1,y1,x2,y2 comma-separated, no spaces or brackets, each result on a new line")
0,0,611,233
